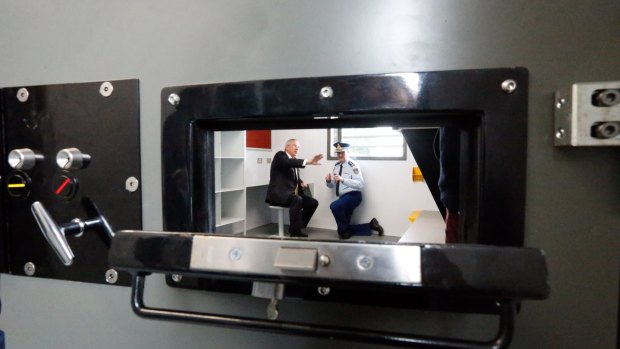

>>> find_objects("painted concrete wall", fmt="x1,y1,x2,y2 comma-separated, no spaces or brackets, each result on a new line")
0,1,618,348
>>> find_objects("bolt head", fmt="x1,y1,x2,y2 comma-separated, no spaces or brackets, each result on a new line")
99,82,114,97
24,262,35,276
501,79,517,94
168,93,181,106
17,88,29,102
105,269,118,284
125,176,140,192
357,256,373,270
319,254,331,267
317,286,331,296
320,86,334,98
556,98,566,109
171,274,183,282
229,248,242,261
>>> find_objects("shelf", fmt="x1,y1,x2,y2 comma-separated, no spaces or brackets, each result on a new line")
214,130,246,234
217,216,245,227
216,187,245,193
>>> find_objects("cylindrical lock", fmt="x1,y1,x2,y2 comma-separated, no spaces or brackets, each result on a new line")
8,148,43,170
56,148,91,170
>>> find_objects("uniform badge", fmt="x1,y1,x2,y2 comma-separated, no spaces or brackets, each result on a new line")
353,168,359,174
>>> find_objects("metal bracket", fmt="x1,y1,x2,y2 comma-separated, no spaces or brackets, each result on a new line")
554,81,620,146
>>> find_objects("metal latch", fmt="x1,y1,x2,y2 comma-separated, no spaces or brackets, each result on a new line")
274,247,318,271
554,81,620,146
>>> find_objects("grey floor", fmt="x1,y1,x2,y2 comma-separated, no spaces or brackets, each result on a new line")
241,223,400,243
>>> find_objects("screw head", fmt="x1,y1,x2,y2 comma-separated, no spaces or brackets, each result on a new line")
320,86,334,98
99,82,114,97
229,248,242,261
168,93,181,106
501,79,517,94
171,274,183,282
105,269,118,284
24,262,35,276
125,176,139,192
357,256,374,270
555,128,565,139
317,286,330,296
556,98,566,109
318,254,331,267
17,88,29,102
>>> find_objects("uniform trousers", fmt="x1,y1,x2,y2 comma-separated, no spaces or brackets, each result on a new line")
329,191,371,236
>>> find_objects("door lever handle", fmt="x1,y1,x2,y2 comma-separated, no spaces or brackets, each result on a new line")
31,199,115,266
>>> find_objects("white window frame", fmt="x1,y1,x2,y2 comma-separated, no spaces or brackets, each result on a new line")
327,127,407,160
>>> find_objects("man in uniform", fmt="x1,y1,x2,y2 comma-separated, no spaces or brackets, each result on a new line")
325,142,383,239
266,138,322,237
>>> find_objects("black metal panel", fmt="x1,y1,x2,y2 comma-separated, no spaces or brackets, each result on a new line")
161,68,527,246
110,231,549,300
421,245,549,300
0,90,7,273
159,69,530,311
1,79,142,285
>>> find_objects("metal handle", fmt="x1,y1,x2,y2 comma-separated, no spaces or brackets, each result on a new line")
31,201,74,266
31,199,115,266
130,273,516,349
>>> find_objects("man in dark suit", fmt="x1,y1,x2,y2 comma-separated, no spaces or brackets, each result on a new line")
265,138,323,237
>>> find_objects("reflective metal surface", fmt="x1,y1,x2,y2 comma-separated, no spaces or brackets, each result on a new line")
554,81,620,146
31,201,74,266
110,230,549,300
190,235,422,284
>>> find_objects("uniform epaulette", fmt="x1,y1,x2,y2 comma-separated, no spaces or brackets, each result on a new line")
348,160,356,167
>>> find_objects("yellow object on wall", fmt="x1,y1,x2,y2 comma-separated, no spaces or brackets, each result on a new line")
412,167,424,182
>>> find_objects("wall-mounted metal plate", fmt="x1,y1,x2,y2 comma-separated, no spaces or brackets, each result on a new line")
554,81,620,146
0,79,142,285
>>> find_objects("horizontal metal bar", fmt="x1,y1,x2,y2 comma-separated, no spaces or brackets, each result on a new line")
131,273,514,349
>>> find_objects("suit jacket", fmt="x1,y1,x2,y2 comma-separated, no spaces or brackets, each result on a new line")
265,150,306,205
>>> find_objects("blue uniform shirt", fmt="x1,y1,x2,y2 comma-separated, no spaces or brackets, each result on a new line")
326,160,364,196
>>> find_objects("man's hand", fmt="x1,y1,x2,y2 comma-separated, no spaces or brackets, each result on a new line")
334,174,344,183
325,173,332,182
308,154,323,165
300,180,308,188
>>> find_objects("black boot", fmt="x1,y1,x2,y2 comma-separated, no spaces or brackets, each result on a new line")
289,230,308,238
369,218,384,236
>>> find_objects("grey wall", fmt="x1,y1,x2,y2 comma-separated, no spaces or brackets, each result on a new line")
0,1,618,348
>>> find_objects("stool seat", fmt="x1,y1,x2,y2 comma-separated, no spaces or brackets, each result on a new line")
269,206,286,237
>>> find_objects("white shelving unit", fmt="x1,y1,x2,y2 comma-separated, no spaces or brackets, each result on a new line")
214,131,246,234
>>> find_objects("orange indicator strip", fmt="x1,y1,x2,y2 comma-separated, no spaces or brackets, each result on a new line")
55,178,71,195
8,183,26,188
